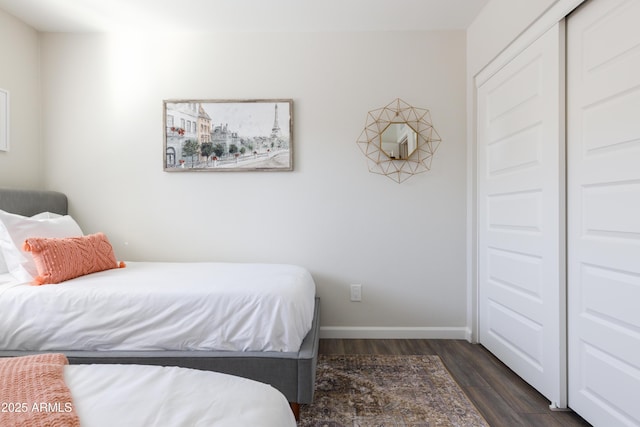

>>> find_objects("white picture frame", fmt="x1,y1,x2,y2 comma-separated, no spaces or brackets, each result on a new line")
0,89,9,152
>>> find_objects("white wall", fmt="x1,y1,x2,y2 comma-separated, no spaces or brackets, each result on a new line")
40,30,467,337
0,9,42,189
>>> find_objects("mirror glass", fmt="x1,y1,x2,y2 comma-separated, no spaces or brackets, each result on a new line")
379,123,418,160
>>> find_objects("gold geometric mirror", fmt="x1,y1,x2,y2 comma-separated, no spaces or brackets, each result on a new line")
356,98,441,183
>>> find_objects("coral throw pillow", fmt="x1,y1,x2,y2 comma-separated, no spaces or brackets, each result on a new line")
22,232,125,285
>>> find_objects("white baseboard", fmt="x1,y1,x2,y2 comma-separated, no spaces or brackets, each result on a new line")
464,327,474,343
319,326,468,340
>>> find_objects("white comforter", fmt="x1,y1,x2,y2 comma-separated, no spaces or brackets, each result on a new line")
66,364,296,427
0,262,315,352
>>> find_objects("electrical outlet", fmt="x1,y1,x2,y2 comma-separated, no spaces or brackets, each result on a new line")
350,284,362,302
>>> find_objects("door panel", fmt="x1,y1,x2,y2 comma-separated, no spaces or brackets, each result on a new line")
567,0,640,425
477,22,566,407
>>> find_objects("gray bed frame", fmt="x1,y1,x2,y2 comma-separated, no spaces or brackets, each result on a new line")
0,188,319,418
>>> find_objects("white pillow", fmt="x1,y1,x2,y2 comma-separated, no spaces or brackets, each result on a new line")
0,210,84,283
0,212,62,274
30,212,63,220
0,247,6,274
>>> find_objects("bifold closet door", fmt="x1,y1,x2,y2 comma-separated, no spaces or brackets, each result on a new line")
567,0,640,425
477,22,566,408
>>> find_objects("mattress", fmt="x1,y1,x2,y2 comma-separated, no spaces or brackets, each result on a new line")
0,261,315,352
65,363,297,427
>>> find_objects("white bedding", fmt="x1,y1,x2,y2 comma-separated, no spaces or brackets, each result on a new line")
0,262,315,352
65,364,296,427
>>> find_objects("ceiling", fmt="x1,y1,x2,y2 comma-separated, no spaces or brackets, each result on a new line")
0,0,489,33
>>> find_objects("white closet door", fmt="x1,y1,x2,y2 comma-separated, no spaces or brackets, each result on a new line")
567,0,640,425
477,23,566,408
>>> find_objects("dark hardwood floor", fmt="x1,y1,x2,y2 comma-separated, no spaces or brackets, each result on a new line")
319,339,591,427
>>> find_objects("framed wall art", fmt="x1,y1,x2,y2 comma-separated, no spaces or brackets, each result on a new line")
0,88,9,152
163,99,293,172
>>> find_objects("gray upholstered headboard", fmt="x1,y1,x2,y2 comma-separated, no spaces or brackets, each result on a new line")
0,188,68,216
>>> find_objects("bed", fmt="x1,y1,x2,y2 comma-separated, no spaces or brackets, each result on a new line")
0,353,297,426
0,187,320,419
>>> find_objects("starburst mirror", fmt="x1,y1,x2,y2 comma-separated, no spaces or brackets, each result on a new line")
356,98,441,183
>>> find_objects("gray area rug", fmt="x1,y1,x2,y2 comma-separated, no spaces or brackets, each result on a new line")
299,354,489,427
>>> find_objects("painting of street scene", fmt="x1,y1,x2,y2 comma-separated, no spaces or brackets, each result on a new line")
164,99,292,171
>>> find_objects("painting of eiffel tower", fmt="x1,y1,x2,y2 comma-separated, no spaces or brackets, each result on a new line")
271,104,281,139
164,99,293,172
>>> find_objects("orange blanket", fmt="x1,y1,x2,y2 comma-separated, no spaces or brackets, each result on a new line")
0,354,80,427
